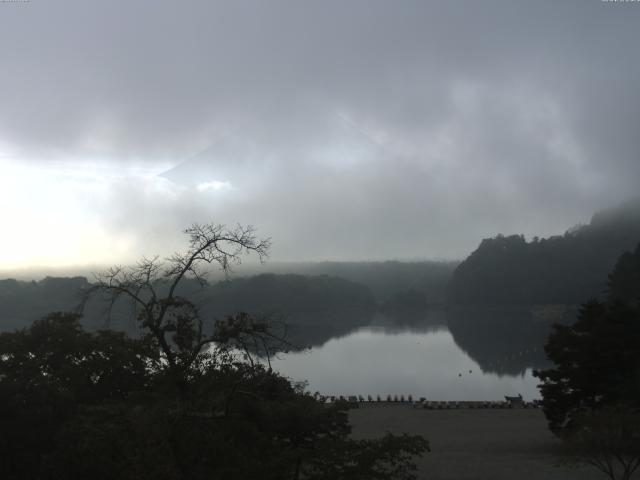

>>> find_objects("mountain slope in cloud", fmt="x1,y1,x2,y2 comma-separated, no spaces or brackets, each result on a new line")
447,197,640,306
160,133,263,188
158,113,390,189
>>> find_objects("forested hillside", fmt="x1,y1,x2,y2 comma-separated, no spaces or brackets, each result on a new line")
447,198,640,306
0,273,376,335
261,261,458,303
0,277,89,330
197,273,376,320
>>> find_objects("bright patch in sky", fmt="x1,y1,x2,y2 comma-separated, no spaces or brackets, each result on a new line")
196,180,233,192
0,159,167,268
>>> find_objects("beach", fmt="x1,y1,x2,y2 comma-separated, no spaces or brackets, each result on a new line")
349,405,603,480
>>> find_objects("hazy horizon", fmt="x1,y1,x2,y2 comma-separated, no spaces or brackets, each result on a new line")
0,257,462,282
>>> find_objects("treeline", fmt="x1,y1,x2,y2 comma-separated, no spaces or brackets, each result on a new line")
199,273,376,319
260,260,458,303
0,274,377,336
447,197,640,306
0,276,90,331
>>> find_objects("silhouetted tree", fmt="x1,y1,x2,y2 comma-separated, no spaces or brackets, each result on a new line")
535,300,640,433
83,223,276,400
535,244,640,434
1,223,429,479
535,244,640,479
0,312,154,480
608,243,640,307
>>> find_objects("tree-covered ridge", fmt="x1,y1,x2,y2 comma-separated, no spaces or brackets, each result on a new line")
200,273,376,318
267,261,458,303
0,277,90,331
0,274,376,334
194,274,379,349
447,197,640,306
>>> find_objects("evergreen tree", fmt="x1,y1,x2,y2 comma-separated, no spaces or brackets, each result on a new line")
535,243,640,434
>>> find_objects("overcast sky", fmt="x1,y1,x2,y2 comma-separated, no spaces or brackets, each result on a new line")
0,0,639,269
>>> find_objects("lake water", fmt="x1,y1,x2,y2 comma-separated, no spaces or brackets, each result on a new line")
271,320,547,401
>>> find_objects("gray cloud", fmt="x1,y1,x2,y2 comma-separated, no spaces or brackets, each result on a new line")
1,0,639,262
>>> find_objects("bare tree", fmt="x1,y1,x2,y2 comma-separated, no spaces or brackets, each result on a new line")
82,223,284,396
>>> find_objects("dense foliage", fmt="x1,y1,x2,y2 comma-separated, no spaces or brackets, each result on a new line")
0,313,427,480
607,243,640,307
379,288,436,324
0,313,156,479
448,197,640,305
0,223,428,479
535,300,640,433
202,273,376,318
535,243,640,434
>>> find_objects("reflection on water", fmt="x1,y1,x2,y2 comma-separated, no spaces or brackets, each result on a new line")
270,308,564,400
447,307,556,377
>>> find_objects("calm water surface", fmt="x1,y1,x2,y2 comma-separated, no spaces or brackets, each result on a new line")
271,324,543,401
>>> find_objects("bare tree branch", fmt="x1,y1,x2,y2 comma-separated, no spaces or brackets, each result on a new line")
81,222,286,401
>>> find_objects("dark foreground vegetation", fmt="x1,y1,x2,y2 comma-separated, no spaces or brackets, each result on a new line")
0,223,427,480
535,243,640,480
1,199,639,479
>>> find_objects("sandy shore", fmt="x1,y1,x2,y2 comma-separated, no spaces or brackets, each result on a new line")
349,404,603,480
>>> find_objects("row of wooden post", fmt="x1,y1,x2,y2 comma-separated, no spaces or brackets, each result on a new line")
315,394,541,409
